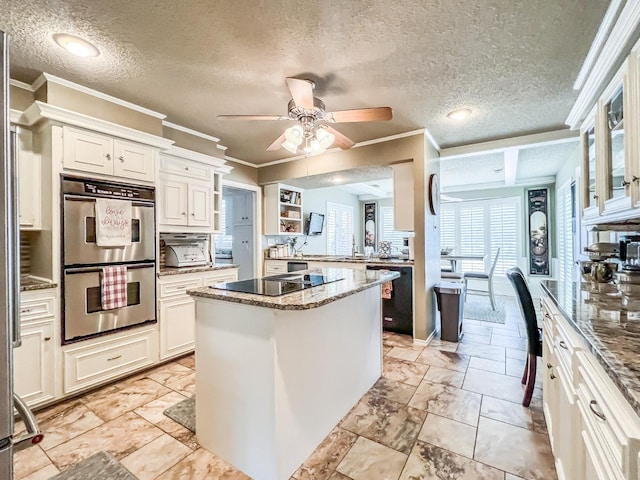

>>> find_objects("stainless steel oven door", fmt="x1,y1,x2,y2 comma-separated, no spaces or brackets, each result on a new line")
63,196,155,266
63,263,156,343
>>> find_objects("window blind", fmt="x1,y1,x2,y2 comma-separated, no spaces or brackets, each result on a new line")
379,206,406,252
214,197,233,250
557,181,574,283
326,202,354,255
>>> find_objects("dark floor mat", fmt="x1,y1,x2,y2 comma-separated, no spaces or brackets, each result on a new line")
49,451,137,480
163,395,195,433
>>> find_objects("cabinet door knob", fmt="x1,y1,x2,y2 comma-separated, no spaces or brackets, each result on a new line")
589,400,606,421
181,212,186,216
191,213,195,216
44,337,51,341
106,153,111,161
184,167,189,171
119,156,124,163
621,179,631,187
633,176,640,183
593,194,599,199
550,373,556,380
558,340,568,350
547,362,552,369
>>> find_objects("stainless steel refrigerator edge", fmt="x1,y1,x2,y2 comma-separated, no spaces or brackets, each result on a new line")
0,28,15,478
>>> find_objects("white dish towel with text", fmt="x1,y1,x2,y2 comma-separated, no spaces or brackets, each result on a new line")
95,198,132,247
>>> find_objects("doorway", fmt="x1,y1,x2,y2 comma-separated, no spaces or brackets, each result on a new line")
215,185,257,280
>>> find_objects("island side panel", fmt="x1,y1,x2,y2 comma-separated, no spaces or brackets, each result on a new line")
273,286,383,479
195,299,279,479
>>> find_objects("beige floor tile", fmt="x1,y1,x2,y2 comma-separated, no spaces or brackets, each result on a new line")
340,393,426,454
490,326,522,338
428,338,459,352
20,464,60,480
399,441,504,480
36,401,104,451
120,433,191,480
368,377,418,404
461,324,492,336
423,365,466,388
155,448,250,480
506,356,526,378
480,396,534,430
387,345,425,362
336,436,407,480
506,347,527,360
81,377,171,422
155,416,199,450
506,474,527,480
415,347,470,372
418,413,477,458
293,427,358,480
384,346,393,355
134,391,189,425
491,334,527,350
45,411,164,470
145,362,194,385
327,472,351,480
463,368,525,404
474,416,557,480
468,356,506,374
383,356,429,386
13,446,51,480
408,381,481,426
456,343,505,362
383,332,414,348
461,332,491,345
176,354,195,369
166,371,196,396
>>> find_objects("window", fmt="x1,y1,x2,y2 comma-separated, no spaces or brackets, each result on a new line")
379,206,406,253
440,196,520,274
326,202,354,255
557,180,574,283
214,197,233,251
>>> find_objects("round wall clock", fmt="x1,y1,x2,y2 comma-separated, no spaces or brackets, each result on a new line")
428,173,439,215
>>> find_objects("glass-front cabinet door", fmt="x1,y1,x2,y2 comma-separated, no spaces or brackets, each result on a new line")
581,116,599,219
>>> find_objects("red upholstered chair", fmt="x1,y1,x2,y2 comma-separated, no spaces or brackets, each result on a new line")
506,266,542,407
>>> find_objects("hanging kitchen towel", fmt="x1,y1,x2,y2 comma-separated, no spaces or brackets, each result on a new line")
95,198,132,247
102,266,128,310
382,280,393,300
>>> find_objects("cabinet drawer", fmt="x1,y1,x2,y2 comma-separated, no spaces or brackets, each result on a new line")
160,155,211,181
159,278,202,298
553,315,582,374
63,328,155,394
202,271,238,287
264,261,287,275
576,351,640,476
20,295,55,321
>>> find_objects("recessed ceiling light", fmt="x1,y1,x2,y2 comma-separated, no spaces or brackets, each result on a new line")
52,33,100,57
447,108,472,121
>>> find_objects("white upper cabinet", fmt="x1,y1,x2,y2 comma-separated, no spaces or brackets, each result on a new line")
63,126,156,182
15,128,41,229
188,183,212,228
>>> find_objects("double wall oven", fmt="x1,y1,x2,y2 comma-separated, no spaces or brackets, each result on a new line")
61,176,157,344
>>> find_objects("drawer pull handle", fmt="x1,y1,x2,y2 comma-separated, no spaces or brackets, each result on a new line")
589,400,606,421
544,313,551,320
550,373,556,380
106,153,111,161
558,340,568,350
44,337,51,341
174,285,188,289
547,362,553,369
106,355,122,362
20,308,32,314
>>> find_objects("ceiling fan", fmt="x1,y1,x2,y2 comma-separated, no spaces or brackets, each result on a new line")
218,77,393,155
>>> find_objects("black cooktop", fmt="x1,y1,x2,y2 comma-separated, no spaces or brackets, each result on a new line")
211,273,345,297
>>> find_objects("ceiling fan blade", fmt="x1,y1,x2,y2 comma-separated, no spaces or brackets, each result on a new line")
218,114,290,121
326,107,393,123
266,133,286,151
326,126,355,150
286,77,314,110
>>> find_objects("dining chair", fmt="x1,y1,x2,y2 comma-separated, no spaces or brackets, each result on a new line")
463,248,500,310
506,266,542,407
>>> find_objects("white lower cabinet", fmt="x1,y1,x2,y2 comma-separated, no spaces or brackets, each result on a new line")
14,289,57,407
158,268,238,360
264,260,288,275
542,296,640,480
63,327,157,394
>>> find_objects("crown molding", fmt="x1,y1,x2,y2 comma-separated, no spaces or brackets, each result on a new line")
216,144,228,151
162,120,220,142
31,101,174,149
9,109,24,124
224,155,258,168
566,0,640,129
163,144,227,167
38,73,166,119
9,79,34,92
440,129,579,159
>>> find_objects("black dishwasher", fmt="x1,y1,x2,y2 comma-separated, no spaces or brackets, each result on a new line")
366,265,413,335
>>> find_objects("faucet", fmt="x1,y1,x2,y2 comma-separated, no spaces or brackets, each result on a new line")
352,237,358,257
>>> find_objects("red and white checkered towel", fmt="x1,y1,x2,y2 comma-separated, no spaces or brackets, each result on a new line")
102,266,128,310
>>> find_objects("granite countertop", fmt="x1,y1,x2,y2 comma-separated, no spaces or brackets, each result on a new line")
541,279,640,416
187,267,400,311
20,275,57,292
158,264,239,277
266,255,414,266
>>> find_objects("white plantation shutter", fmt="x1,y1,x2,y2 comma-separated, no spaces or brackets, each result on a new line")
379,206,405,252
440,197,520,273
214,198,233,250
326,202,354,255
557,181,574,283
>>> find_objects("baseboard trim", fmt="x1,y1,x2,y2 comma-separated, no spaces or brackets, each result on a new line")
414,328,437,346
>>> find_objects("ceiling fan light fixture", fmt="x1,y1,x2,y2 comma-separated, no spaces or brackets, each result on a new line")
447,108,472,121
281,140,299,154
52,33,100,57
315,128,335,149
284,125,304,145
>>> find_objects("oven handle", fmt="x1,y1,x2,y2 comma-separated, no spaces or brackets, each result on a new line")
64,263,155,274
63,194,154,208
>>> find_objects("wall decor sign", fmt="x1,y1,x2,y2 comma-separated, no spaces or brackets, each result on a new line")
527,188,549,276
364,202,377,250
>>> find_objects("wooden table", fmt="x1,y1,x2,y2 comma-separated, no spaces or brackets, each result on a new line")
441,254,485,273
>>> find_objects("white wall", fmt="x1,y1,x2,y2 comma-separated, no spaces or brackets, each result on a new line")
263,186,362,256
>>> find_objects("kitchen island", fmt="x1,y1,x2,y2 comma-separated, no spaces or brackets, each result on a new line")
187,267,399,480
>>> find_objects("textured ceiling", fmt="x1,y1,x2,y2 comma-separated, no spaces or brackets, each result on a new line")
0,0,609,164
517,142,580,179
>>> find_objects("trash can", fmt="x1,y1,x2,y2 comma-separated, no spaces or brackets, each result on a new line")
434,282,465,342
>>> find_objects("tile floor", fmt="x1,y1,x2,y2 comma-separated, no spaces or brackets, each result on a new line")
13,300,556,480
